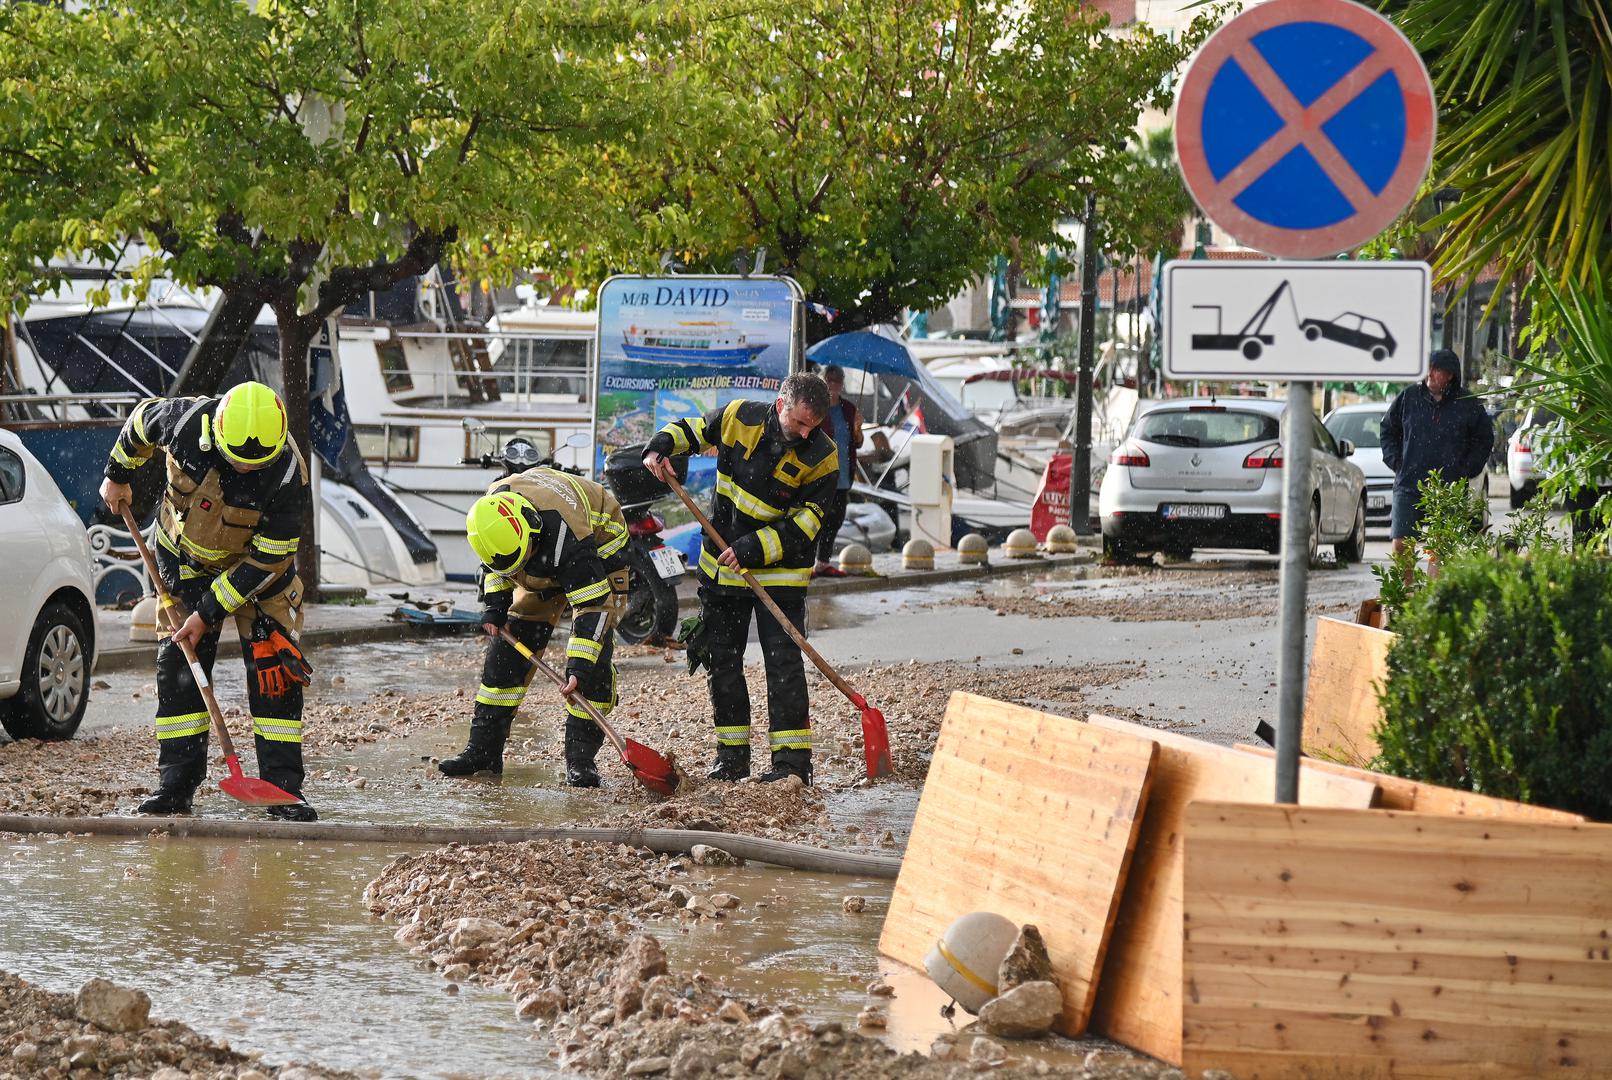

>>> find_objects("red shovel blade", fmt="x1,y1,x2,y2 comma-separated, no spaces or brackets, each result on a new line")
622,739,679,797
219,754,303,806
861,706,894,779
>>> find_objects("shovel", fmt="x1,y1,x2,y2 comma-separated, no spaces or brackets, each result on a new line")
664,475,894,779
499,628,679,796
118,506,302,807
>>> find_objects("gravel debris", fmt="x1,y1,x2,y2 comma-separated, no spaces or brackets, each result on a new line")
363,839,1186,1079
0,970,350,1078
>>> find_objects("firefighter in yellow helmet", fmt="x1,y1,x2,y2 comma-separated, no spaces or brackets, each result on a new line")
99,381,316,820
443,467,630,785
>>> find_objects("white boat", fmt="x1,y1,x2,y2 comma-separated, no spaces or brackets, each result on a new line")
335,302,598,581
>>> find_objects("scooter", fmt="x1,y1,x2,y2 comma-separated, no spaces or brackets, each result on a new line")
603,445,687,645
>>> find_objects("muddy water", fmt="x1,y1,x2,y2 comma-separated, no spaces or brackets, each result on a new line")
0,834,563,1079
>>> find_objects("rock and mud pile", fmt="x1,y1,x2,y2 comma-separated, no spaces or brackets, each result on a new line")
0,970,350,1079
363,838,1193,1079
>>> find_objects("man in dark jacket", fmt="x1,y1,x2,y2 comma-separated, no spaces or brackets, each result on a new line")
642,373,837,785
1379,349,1494,564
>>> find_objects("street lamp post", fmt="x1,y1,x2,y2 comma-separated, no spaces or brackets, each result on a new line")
1069,191,1099,535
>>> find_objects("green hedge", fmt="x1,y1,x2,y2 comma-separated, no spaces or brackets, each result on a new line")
1376,549,1612,819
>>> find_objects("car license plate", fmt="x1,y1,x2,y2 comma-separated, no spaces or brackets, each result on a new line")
648,546,684,580
1160,503,1226,521
1368,494,1389,511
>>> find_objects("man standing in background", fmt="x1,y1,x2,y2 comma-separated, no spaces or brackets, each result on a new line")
813,364,863,577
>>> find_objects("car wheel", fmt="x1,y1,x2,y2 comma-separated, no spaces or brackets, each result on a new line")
1241,339,1263,360
1304,325,1321,341
1336,497,1367,564
1307,498,1321,566
1371,345,1388,361
0,602,90,741
1102,538,1147,567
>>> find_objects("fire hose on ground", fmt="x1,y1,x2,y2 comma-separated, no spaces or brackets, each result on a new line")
0,817,902,879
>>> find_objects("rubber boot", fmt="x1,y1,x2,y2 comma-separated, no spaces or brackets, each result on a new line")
266,798,319,822
706,743,751,782
438,717,511,777
136,788,195,815
137,733,208,814
564,715,603,787
758,749,812,786
565,755,602,789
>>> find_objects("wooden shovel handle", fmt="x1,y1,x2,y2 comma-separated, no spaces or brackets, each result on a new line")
117,506,238,760
664,475,864,708
499,628,628,758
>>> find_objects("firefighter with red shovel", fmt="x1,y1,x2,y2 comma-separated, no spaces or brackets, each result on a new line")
100,383,317,821
643,373,840,786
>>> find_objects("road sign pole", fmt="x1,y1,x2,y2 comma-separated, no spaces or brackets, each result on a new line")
1274,377,1312,804
1070,191,1099,535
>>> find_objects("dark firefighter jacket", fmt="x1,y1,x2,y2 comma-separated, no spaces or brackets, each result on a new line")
478,468,628,680
646,398,838,592
104,395,307,627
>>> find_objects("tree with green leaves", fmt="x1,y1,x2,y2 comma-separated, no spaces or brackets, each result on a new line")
1389,0,1612,294
536,0,1216,338
1,0,668,587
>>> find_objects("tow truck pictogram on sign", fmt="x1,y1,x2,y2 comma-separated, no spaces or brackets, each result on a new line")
1190,279,1398,363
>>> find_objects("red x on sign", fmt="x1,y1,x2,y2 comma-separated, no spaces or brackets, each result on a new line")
1174,0,1436,257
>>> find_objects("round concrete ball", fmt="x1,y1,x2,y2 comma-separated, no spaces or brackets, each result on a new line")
902,537,936,571
923,910,1019,1015
129,595,159,642
958,532,989,566
1045,524,1078,554
1003,528,1038,559
838,542,873,574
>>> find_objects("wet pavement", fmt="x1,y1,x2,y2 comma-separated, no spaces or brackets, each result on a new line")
0,833,556,1079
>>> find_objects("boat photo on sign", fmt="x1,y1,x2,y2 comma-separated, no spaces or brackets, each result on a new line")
591,275,802,479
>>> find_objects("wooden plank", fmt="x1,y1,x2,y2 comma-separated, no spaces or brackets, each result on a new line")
1084,714,1380,1064
1234,743,1586,824
878,692,1158,1035
1183,802,1612,1079
1303,615,1395,765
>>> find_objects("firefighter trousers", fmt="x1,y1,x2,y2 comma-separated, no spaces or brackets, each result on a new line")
473,607,620,766
151,541,306,798
700,584,812,758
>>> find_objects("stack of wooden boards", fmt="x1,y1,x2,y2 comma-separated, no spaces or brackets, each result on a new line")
879,690,1609,1078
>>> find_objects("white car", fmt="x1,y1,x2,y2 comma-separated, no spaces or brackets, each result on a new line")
1099,398,1366,563
1507,406,1556,508
0,428,96,740
1324,402,1394,527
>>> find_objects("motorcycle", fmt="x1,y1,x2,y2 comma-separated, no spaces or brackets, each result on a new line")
603,445,688,646
460,433,685,646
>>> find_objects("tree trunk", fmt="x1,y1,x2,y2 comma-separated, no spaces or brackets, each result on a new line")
271,303,321,597
169,289,266,395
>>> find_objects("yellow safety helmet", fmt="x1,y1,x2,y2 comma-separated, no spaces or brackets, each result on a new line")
214,381,288,468
467,491,537,573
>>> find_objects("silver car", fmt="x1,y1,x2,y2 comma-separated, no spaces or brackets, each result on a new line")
1099,398,1366,563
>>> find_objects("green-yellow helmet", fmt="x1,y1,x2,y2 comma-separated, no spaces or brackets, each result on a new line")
214,381,288,468
467,491,536,573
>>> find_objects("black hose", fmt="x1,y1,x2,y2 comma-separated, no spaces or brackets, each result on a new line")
0,817,901,879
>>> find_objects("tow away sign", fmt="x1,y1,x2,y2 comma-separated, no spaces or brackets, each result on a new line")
1162,260,1429,381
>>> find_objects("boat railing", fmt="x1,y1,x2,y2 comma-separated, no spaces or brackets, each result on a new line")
0,392,141,429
